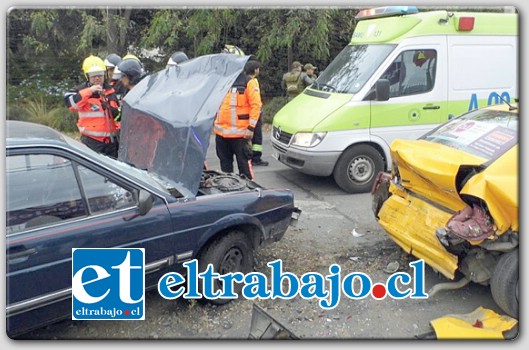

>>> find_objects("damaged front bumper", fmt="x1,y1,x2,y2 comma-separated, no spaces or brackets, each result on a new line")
371,172,459,279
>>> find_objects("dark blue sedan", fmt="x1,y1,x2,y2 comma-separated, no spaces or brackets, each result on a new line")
6,120,299,337
6,55,300,338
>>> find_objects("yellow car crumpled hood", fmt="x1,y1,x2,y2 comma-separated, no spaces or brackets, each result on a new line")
379,140,517,279
390,139,487,212
430,306,518,339
460,145,518,234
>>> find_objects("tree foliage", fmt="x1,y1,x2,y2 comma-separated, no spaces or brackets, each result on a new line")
7,7,359,109
7,6,512,126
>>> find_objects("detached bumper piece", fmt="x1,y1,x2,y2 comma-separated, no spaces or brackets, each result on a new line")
248,304,299,339
290,207,301,226
429,307,518,339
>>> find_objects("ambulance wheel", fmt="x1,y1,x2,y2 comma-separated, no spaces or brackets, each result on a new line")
333,145,384,194
198,230,254,305
490,250,519,318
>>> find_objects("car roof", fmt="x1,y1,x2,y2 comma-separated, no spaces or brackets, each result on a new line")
6,120,68,148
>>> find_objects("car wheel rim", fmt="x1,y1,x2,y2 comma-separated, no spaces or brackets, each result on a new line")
348,157,373,183
219,247,244,274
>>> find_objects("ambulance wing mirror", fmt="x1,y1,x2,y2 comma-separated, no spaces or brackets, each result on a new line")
375,79,390,101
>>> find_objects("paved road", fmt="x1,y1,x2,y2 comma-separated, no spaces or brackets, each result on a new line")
22,129,508,340
204,130,507,338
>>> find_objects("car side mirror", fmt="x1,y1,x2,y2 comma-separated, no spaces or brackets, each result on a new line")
375,79,390,101
138,189,154,216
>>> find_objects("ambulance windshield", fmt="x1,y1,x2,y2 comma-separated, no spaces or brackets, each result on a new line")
313,44,396,94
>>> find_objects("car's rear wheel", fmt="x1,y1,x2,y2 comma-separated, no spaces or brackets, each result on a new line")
198,231,254,305
490,250,519,318
333,145,384,194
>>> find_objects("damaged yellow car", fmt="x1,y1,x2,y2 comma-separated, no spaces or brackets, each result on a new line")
372,103,518,318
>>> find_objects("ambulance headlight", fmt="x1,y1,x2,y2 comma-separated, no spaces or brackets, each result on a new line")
291,132,327,147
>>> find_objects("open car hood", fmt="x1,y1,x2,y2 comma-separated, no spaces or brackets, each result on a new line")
118,54,249,194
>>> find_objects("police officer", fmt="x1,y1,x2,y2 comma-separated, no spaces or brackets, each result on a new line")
282,61,314,101
304,63,318,80
64,55,120,158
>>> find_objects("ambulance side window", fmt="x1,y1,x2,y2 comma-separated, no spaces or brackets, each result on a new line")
380,56,405,97
380,49,437,98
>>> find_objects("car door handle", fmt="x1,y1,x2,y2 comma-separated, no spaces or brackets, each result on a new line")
8,247,37,260
423,105,440,110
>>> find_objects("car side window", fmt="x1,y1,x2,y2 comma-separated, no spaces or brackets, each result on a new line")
6,154,138,235
380,49,437,98
77,165,137,215
6,154,86,234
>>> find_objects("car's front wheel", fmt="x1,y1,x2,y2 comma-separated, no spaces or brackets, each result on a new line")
198,231,254,305
490,249,519,318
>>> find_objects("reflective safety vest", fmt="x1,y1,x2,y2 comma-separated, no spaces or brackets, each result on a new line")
214,74,262,138
64,83,120,142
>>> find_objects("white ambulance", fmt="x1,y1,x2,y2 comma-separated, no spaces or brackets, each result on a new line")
271,6,518,193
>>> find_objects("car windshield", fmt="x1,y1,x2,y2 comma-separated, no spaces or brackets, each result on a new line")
422,107,518,161
313,44,396,94
63,135,172,194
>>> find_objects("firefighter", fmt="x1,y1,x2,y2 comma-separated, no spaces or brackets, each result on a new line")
64,55,120,158
103,53,122,84
214,46,262,179
104,53,128,106
115,54,145,95
117,58,147,92
123,53,142,64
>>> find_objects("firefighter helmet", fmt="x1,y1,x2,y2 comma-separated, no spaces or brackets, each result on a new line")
104,53,122,68
112,66,122,80
118,58,146,85
123,53,141,62
82,55,106,79
221,44,245,56
167,51,189,66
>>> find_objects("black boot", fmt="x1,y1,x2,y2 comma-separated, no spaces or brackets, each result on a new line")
252,159,269,166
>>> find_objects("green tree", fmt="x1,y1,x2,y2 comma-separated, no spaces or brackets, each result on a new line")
252,8,333,68
102,7,132,54
7,7,365,127
185,9,240,56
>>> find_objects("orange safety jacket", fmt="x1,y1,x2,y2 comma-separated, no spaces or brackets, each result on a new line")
64,82,120,142
214,75,262,138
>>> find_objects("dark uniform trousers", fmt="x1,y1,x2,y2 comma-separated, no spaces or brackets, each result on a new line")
251,116,263,162
81,135,119,159
215,134,253,179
